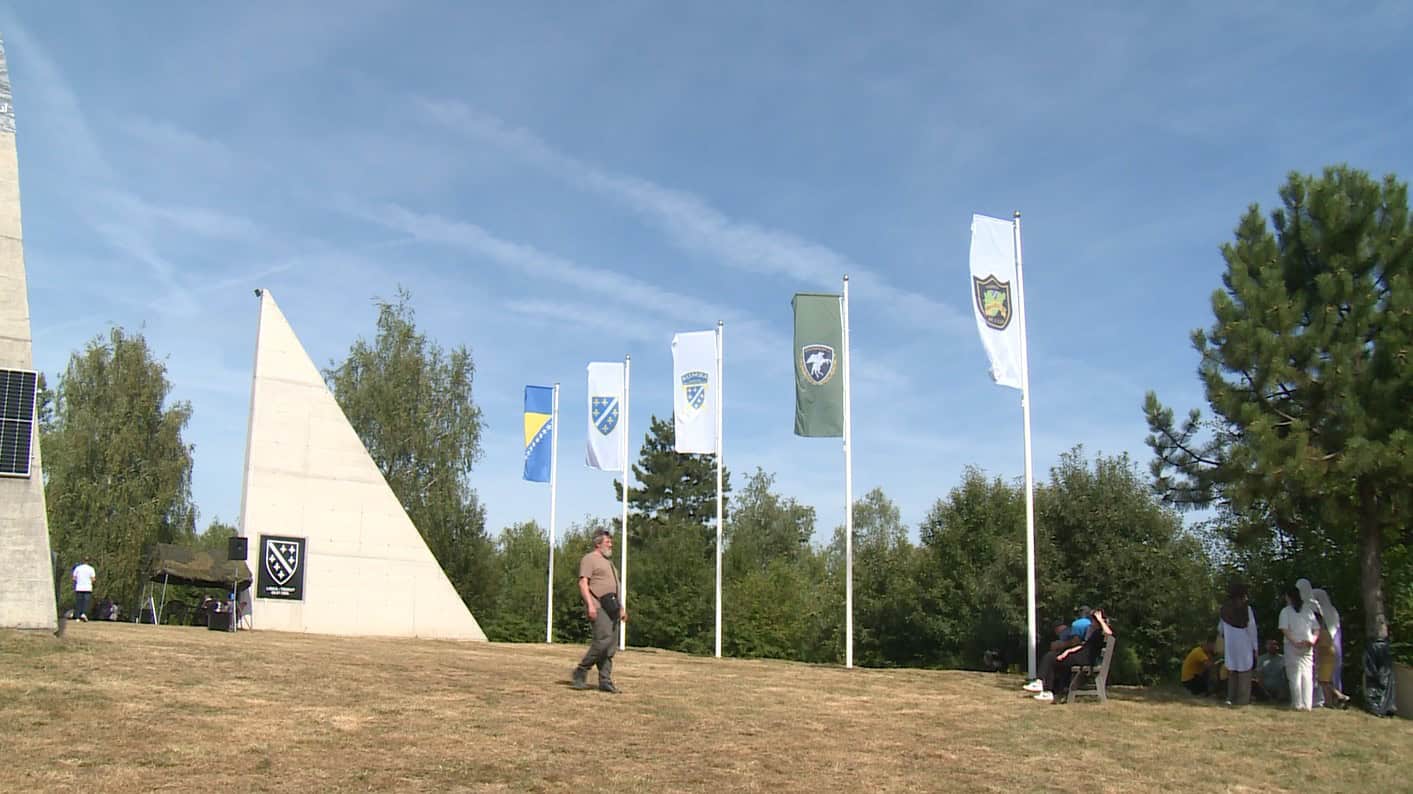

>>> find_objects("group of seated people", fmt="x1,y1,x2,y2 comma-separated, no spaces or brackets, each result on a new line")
1181,636,1291,702
1021,606,1114,702
94,597,121,621
147,594,231,626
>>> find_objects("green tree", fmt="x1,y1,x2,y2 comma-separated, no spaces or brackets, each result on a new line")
42,328,197,610
723,470,835,662
1038,449,1217,680
193,518,238,555
723,469,812,577
918,451,1215,680
626,526,714,653
325,289,494,617
481,520,550,642
1145,166,1413,640
620,415,730,537
918,468,1033,670
845,488,932,668
613,417,730,652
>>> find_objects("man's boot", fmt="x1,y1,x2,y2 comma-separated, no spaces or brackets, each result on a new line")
597,656,619,693
571,666,590,690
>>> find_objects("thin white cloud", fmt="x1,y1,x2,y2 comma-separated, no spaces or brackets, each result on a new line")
97,190,264,242
118,116,237,172
503,299,663,345
414,99,971,335
346,200,789,362
354,200,926,397
158,0,402,97
5,21,273,318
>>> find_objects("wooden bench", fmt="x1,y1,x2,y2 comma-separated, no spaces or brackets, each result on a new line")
1067,634,1117,704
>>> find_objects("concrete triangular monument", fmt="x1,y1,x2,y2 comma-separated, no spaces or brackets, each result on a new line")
237,290,486,640
0,34,58,631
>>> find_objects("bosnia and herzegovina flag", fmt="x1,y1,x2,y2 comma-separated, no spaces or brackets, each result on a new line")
523,385,554,482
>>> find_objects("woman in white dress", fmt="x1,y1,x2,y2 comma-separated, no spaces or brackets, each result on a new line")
1278,585,1321,711
1218,583,1259,706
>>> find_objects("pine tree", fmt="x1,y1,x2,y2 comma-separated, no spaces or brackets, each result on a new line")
612,415,731,652
616,415,730,537
1145,166,1413,639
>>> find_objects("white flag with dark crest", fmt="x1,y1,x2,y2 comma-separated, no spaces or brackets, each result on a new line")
671,330,717,454
969,214,1025,390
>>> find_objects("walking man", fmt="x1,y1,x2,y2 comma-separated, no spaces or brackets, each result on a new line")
573,529,627,693
71,557,96,622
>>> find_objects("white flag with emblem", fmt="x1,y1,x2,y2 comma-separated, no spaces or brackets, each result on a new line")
672,330,717,454
586,361,626,471
969,214,1025,390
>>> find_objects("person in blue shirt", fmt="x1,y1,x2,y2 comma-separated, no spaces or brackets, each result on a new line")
1067,606,1093,642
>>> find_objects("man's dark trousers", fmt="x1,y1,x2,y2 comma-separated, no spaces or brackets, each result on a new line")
576,608,619,687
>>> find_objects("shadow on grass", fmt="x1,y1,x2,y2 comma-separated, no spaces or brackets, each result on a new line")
977,671,1298,711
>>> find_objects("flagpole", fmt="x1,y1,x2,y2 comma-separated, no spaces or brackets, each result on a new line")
619,354,631,652
545,382,560,643
715,320,724,659
1013,211,1038,681
841,275,854,669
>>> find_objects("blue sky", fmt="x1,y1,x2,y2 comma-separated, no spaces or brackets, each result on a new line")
4,2,1411,541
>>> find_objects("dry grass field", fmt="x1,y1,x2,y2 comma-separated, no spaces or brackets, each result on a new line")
2,622,1410,793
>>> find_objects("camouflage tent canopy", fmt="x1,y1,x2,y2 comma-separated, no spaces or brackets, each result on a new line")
144,543,253,591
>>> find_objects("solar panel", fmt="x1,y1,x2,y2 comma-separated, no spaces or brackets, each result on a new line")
0,368,37,477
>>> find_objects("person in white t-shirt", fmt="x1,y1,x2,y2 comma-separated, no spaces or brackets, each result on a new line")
71,559,97,622
1278,585,1320,711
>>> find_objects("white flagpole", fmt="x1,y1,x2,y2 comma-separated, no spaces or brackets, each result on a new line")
715,320,725,658
1013,211,1038,680
842,275,854,669
545,383,560,643
619,354,631,652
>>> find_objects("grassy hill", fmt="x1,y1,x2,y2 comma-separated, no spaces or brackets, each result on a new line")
2,623,1409,792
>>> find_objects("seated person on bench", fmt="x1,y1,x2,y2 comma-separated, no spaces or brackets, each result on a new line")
1025,608,1113,702
1025,623,1077,692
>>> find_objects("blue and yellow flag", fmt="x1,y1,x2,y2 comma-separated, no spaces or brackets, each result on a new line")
524,385,555,482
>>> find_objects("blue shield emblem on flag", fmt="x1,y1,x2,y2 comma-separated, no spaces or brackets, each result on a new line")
681,370,709,416
800,344,836,385
973,275,1012,331
592,396,620,436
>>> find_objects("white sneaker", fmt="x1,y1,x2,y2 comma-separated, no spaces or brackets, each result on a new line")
1033,691,1054,702
1022,679,1044,692
78,614,88,622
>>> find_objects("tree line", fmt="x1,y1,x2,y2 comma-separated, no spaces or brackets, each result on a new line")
488,421,1216,683
37,165,1412,680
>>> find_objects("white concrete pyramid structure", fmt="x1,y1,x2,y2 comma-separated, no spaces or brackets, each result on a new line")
237,290,486,640
0,34,57,631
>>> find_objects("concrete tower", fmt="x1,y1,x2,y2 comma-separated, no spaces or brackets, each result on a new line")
237,290,486,640
0,34,58,631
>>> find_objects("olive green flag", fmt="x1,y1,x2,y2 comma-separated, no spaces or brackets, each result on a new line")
793,292,845,437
